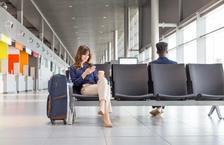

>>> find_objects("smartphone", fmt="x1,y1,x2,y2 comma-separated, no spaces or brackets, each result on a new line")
88,65,96,70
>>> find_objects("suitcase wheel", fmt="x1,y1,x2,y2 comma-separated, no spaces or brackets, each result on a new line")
63,120,67,125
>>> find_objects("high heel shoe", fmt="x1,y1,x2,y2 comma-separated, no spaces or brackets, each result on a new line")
98,110,104,115
104,122,112,128
102,114,112,128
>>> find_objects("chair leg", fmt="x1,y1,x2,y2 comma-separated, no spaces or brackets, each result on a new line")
72,106,76,123
67,83,74,125
208,106,223,120
67,106,75,125
66,99,73,125
215,106,223,120
208,106,216,117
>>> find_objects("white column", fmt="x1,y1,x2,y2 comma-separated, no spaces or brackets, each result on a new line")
196,13,206,63
39,18,44,42
52,34,55,52
108,42,112,61
64,51,67,62
178,0,183,22
101,58,103,64
102,55,105,64
151,0,159,60
36,57,41,92
17,0,24,25
59,44,62,58
105,48,108,62
114,30,118,60
176,28,184,63
124,6,129,57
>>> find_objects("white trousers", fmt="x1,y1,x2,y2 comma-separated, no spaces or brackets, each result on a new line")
81,77,112,112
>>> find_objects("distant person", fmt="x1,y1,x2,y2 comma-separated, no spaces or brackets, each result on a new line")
69,45,112,127
149,42,177,116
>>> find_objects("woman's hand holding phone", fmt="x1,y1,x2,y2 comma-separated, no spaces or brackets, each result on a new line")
89,66,96,73
82,66,96,79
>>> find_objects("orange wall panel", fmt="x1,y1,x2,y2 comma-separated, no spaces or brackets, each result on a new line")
19,51,28,74
8,54,19,74
15,42,23,51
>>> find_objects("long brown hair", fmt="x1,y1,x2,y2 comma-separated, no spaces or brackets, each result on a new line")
74,45,92,68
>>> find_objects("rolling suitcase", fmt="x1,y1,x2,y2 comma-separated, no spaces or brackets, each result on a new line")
47,74,67,124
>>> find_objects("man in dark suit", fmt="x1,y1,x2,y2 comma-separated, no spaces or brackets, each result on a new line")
149,42,177,116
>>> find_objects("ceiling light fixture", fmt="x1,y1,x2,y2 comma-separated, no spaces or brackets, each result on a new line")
103,16,107,19
105,4,109,7
68,5,73,8
72,17,75,20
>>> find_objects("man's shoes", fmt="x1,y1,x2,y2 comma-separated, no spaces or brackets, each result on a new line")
150,109,163,116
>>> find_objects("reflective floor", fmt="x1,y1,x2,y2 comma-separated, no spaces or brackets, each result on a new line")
1,92,224,145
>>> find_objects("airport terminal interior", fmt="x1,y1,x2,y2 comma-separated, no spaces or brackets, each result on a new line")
0,0,224,145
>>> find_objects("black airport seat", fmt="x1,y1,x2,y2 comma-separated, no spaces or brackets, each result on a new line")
112,64,152,101
71,64,111,101
150,64,195,100
94,64,111,81
188,64,224,100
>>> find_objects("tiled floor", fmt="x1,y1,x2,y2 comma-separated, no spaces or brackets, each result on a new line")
1,92,224,145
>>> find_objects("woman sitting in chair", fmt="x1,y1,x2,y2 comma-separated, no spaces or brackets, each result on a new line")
69,45,112,127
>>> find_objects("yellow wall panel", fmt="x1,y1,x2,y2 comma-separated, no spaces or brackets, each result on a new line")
0,59,1,72
0,41,8,59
